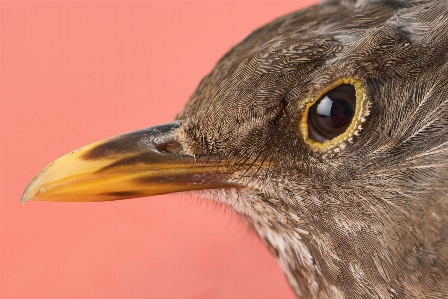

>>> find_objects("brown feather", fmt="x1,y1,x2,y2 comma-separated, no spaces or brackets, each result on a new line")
177,0,448,298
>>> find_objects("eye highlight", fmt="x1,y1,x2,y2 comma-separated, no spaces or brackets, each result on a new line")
300,78,369,152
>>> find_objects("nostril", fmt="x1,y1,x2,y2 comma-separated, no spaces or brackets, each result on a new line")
155,140,183,154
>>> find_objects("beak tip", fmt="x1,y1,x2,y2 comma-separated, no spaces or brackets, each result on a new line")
21,189,32,205
22,177,41,204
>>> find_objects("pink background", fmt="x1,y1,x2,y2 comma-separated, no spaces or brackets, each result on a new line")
1,1,317,298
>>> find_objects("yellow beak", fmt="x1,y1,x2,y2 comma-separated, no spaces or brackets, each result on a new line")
22,121,240,203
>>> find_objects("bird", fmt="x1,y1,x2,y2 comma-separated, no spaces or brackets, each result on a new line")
22,0,448,298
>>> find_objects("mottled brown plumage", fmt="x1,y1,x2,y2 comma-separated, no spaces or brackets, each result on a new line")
23,0,448,298
176,0,448,297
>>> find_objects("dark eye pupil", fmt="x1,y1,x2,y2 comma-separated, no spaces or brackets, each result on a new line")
308,84,356,141
316,96,353,129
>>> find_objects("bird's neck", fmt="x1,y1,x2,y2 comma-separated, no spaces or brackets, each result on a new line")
198,188,335,298
197,188,448,298
250,215,332,299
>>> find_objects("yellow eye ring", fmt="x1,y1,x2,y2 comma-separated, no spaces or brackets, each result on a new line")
300,77,370,152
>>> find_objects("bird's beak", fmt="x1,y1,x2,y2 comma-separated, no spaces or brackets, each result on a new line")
22,121,239,203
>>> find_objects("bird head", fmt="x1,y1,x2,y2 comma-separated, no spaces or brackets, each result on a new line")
23,0,448,298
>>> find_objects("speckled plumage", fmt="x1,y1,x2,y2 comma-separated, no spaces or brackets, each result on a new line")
176,0,448,297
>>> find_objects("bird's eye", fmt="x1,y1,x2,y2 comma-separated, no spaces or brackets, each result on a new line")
300,78,369,152
308,85,356,141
